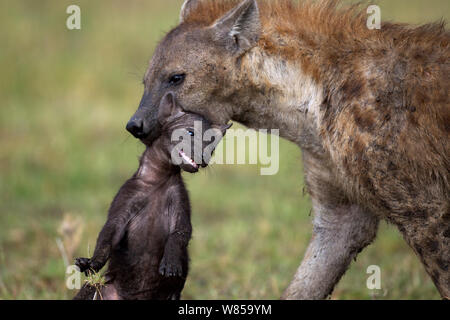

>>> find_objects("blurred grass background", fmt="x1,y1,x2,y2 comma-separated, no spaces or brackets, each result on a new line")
0,0,448,300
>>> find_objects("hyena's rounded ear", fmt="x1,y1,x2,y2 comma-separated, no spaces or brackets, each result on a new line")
158,92,184,125
212,0,261,55
180,0,199,23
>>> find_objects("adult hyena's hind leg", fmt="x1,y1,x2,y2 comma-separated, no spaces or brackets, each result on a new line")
394,208,450,299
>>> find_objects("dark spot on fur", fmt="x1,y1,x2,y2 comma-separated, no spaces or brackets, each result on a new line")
363,177,375,194
425,238,439,253
353,107,375,132
431,270,440,284
414,244,423,256
413,52,423,60
436,258,448,271
380,199,391,211
443,228,450,238
388,161,397,171
416,210,428,219
342,80,363,100
408,113,419,127
441,113,450,133
352,137,365,154
405,209,427,219
443,208,450,221
415,88,430,105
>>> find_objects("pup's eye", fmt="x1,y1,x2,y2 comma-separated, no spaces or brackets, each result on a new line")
168,74,185,86
187,130,194,136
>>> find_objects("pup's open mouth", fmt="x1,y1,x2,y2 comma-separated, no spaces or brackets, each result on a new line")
179,150,198,170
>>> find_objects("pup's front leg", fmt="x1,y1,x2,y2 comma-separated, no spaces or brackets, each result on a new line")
158,232,189,277
75,178,146,274
75,221,118,274
159,192,192,278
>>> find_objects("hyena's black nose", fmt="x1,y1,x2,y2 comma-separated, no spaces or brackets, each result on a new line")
126,118,146,138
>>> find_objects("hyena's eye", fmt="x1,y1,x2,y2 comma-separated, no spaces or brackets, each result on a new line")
168,74,185,86
187,130,194,136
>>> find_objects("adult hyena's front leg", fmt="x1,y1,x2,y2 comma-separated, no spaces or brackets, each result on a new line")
282,200,379,299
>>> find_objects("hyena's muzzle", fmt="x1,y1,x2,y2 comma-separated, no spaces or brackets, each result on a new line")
126,91,161,143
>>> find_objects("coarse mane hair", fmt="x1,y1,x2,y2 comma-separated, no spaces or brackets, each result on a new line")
182,0,448,48
184,0,368,33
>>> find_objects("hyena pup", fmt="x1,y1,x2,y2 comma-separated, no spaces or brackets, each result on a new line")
74,93,230,300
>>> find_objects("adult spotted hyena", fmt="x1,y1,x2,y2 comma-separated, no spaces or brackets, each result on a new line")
126,0,449,299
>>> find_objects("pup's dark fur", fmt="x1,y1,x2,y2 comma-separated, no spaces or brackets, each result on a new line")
74,93,228,300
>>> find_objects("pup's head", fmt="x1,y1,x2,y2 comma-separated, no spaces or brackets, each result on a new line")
147,92,231,173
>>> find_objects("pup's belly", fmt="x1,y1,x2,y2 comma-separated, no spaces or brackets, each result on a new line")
107,211,186,299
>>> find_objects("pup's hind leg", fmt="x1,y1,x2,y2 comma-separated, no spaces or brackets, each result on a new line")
101,283,122,300
73,284,96,300
73,283,121,300
282,201,379,299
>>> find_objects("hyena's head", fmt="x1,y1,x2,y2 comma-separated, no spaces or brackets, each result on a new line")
126,0,260,142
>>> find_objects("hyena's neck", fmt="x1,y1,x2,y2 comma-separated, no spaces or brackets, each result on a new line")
236,46,326,151
137,143,180,184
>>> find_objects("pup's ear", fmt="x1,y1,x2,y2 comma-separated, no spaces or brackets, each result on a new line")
158,92,184,125
213,122,233,136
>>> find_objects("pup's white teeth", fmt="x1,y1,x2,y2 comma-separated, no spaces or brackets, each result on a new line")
179,150,198,169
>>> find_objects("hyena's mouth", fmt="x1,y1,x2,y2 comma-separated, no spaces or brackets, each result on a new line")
179,150,198,169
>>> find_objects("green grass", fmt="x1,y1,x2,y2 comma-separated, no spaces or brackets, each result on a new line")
0,0,448,300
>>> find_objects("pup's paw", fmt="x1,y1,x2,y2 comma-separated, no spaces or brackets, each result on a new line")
159,257,183,277
75,257,92,275
89,259,104,273
75,257,103,276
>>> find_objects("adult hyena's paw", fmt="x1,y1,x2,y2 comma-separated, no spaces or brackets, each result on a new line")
159,256,183,278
